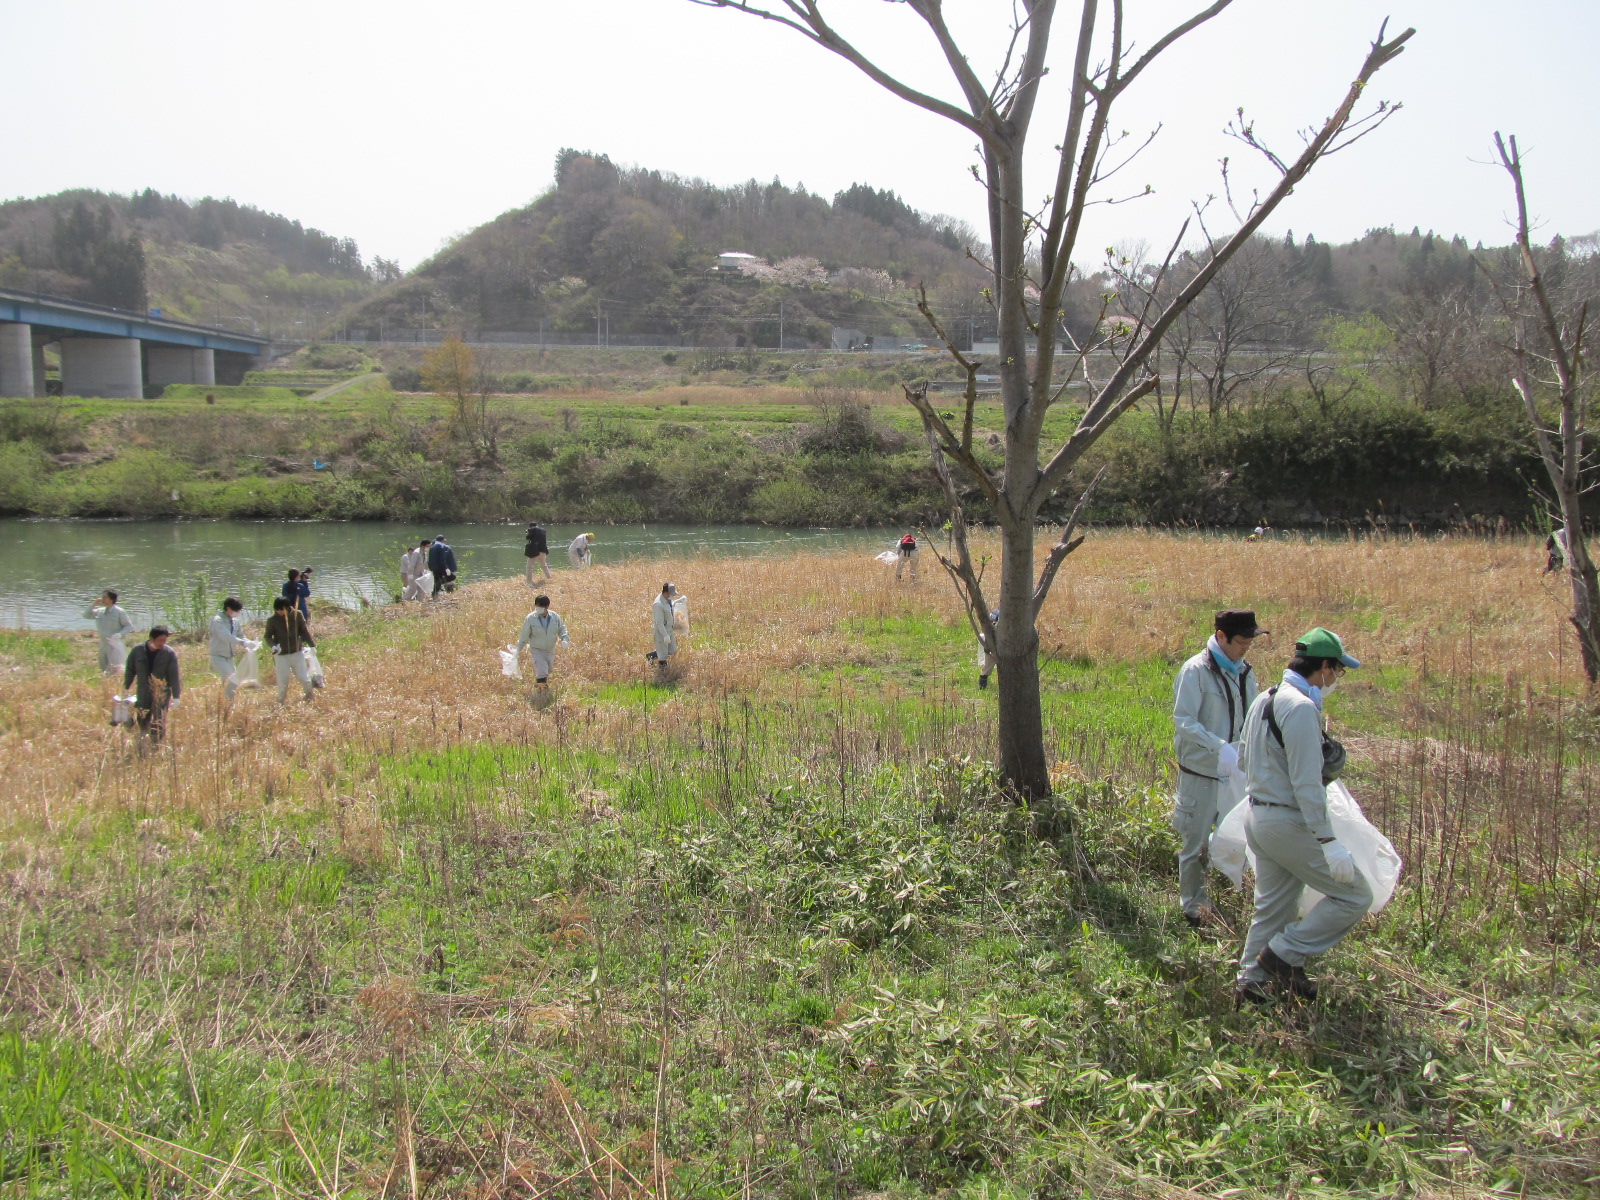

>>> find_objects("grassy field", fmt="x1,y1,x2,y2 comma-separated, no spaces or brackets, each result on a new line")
2,531,1597,1198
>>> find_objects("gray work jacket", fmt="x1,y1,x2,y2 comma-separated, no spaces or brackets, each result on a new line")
1238,673,1334,839
1172,644,1258,780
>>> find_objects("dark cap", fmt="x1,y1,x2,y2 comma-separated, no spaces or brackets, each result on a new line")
1215,609,1269,638
149,625,171,639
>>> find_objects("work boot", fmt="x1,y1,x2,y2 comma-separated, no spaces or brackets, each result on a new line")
1234,979,1275,1007
978,673,990,689
1257,946,1318,1000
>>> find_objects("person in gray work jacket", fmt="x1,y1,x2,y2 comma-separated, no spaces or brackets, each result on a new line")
84,589,136,674
1171,608,1266,929
208,597,256,701
1235,627,1371,1005
516,594,570,691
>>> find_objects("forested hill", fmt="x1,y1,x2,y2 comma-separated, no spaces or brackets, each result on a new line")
0,189,386,334
343,150,992,345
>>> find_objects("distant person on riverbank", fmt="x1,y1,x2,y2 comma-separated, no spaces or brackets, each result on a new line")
83,589,135,675
400,542,421,599
976,607,1000,690
297,567,314,620
1172,609,1265,933
124,625,180,747
282,569,302,615
648,582,684,669
1544,527,1570,575
207,597,255,702
568,532,595,569
428,535,458,596
895,532,919,581
264,596,317,703
403,540,433,602
524,523,552,583
516,594,570,694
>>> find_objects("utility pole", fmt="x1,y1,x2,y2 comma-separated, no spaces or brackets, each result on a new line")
779,298,784,350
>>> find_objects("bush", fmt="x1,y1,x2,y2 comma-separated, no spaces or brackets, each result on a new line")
386,366,422,392
0,441,50,513
35,448,190,517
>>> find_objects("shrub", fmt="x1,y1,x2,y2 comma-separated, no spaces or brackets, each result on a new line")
0,441,50,513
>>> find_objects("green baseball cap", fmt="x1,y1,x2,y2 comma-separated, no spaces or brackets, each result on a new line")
1295,627,1360,668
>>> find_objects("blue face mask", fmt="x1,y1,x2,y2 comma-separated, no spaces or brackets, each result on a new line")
1209,635,1243,676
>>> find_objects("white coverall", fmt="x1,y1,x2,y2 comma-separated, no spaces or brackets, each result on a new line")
1171,639,1257,918
84,603,135,674
400,548,422,598
652,594,679,662
516,609,570,682
568,535,592,568
207,612,252,700
1236,673,1373,987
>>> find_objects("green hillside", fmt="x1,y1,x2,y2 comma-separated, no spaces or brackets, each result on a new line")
342,150,1000,347
0,188,384,335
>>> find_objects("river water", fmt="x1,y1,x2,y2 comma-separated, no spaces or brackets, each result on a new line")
2,519,898,631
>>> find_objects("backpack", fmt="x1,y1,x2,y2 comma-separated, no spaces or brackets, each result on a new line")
1263,686,1347,784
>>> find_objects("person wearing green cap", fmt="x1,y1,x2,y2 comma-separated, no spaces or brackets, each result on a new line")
1171,609,1267,930
1235,627,1372,1004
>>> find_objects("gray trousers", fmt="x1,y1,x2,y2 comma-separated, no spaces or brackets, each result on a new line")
528,646,554,682
274,650,314,701
209,652,239,701
1173,772,1220,916
1238,804,1373,983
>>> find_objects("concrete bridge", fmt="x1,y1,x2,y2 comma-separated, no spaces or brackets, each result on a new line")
0,288,275,398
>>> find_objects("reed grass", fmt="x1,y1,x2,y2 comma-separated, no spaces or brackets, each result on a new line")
1,531,1596,1198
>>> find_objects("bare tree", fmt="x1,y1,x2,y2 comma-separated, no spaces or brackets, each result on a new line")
1484,133,1600,684
694,0,1411,800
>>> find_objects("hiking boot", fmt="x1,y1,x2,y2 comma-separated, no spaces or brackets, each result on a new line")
1235,979,1275,1007
978,673,990,689
1257,946,1318,1000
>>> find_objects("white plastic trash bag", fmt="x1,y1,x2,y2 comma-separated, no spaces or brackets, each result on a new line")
499,644,521,678
1210,780,1403,915
672,595,690,633
111,694,135,726
874,549,900,565
234,645,261,688
415,569,434,597
304,646,327,689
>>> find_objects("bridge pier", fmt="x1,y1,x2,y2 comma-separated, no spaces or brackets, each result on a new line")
32,338,47,395
145,345,215,389
0,322,33,398
60,336,143,399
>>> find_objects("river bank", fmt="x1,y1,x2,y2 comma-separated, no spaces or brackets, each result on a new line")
0,382,1544,528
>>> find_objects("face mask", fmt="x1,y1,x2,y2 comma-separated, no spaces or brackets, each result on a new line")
1322,677,1339,696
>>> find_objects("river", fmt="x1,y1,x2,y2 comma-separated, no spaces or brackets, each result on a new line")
1,519,899,631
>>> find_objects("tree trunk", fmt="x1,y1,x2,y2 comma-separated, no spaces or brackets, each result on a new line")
995,519,1052,800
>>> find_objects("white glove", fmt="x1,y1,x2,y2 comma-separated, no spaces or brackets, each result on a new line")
1321,839,1357,884
168,700,180,711
1217,741,1243,781
242,639,261,651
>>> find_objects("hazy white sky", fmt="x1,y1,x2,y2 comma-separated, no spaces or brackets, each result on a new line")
4,0,1594,270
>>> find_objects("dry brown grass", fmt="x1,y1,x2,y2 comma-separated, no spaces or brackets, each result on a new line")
0,530,1581,838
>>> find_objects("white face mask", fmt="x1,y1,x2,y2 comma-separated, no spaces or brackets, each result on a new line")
1322,674,1340,696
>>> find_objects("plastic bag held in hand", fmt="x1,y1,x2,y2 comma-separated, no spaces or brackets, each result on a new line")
499,646,521,678
1209,780,1403,915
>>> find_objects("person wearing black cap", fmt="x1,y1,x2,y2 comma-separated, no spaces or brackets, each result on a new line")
1171,609,1267,930
1235,627,1371,1005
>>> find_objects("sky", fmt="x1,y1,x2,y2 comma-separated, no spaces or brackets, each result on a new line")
3,0,1594,271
